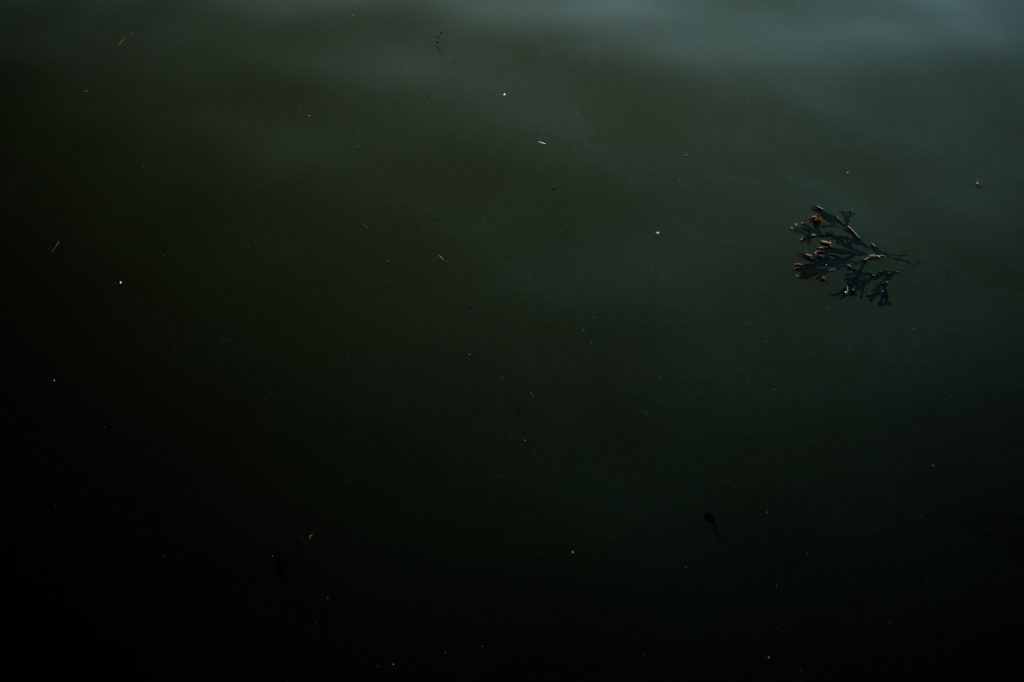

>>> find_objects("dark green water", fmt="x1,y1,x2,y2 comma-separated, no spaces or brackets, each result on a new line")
6,0,1024,678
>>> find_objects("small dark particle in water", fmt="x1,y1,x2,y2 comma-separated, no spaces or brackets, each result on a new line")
703,512,720,539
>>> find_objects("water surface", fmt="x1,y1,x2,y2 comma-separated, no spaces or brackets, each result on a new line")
6,0,1024,677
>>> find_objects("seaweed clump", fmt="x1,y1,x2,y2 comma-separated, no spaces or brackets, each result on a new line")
790,205,913,306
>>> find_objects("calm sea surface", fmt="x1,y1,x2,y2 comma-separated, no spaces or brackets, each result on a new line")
6,0,1024,677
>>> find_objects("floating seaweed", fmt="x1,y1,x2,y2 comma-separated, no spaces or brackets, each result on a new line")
790,205,914,306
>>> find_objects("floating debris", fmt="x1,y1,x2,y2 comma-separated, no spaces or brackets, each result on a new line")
789,205,915,306
117,26,140,48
